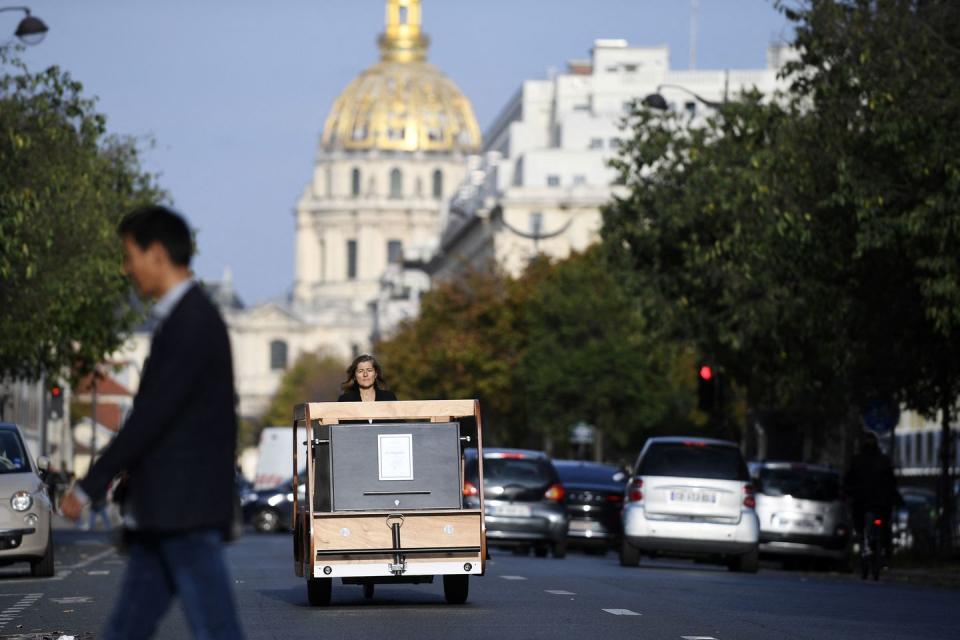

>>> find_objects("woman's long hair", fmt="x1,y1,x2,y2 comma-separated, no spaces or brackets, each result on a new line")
341,354,389,392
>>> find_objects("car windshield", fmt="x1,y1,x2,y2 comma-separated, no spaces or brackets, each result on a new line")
639,443,749,481
0,431,31,474
555,463,625,486
757,468,840,501
466,456,556,488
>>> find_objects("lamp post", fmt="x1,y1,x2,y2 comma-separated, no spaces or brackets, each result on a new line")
641,75,730,112
0,6,48,45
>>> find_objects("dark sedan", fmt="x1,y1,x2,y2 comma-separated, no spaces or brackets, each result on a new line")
554,460,627,553
241,473,304,533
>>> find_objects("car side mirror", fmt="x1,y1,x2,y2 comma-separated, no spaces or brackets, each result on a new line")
36,455,50,475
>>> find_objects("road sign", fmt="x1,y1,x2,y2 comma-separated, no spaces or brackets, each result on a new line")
570,422,595,445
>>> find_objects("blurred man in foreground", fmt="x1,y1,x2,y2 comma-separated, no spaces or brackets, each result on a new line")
61,205,244,639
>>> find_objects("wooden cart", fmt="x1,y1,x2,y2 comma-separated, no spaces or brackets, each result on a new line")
292,400,486,605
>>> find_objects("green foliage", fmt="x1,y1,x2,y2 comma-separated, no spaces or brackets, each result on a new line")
0,52,163,382
376,265,529,446
603,0,960,437
376,255,698,456
259,351,347,437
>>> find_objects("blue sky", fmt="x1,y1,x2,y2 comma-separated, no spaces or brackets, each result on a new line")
14,1,793,303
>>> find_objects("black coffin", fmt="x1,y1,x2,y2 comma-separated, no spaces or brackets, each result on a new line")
312,421,463,512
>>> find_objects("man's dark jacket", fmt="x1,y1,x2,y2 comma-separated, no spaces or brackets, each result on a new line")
80,284,237,533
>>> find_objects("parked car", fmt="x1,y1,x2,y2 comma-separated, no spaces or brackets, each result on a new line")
895,486,937,553
749,461,852,568
242,472,305,533
464,448,569,558
0,422,54,576
620,437,759,572
553,460,626,553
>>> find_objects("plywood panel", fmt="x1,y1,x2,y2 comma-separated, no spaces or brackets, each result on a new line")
313,513,482,552
297,400,476,422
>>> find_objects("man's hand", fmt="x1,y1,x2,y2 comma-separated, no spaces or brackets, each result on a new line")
59,489,85,521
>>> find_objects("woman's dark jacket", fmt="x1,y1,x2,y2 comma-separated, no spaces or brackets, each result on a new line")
337,388,397,402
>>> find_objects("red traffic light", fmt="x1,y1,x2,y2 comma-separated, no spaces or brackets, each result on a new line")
698,365,713,381
50,385,62,397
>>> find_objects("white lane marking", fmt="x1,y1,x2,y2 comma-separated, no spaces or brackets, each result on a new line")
545,590,576,595
51,596,93,604
0,593,42,631
500,575,527,580
603,609,641,616
86,570,110,575
64,547,116,570
681,636,718,639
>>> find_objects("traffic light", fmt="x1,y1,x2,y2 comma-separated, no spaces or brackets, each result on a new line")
697,364,716,412
49,385,64,419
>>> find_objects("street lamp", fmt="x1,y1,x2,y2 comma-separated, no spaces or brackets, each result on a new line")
1,6,49,45
641,82,727,112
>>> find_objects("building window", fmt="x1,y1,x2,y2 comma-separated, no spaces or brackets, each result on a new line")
573,175,587,186
529,212,543,236
685,101,697,118
573,104,590,112
389,168,403,199
432,169,443,200
399,5,408,23
546,175,560,187
269,340,288,371
347,240,358,280
589,138,603,149
351,168,361,197
387,240,403,264
623,63,638,72
609,138,621,150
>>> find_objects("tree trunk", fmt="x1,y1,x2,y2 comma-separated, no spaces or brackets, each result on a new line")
938,394,955,554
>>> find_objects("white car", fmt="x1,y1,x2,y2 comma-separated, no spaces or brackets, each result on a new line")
620,437,760,572
0,422,54,577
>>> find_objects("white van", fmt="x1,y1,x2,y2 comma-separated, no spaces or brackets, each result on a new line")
254,427,307,489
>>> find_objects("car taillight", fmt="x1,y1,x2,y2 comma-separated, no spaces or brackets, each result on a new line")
463,481,479,497
544,483,565,502
627,479,643,503
743,484,756,509
606,494,623,503
873,518,883,526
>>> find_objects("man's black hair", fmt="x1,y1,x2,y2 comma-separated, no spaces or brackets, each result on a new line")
118,205,194,267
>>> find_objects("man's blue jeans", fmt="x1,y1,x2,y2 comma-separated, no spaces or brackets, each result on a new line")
102,529,244,640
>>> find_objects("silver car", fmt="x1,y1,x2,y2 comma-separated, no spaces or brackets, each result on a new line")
621,437,760,572
0,423,54,577
750,461,852,568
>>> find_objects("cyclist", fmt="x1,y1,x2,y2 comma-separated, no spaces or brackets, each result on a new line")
844,432,900,566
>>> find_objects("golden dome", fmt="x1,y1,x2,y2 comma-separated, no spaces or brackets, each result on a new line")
321,0,481,154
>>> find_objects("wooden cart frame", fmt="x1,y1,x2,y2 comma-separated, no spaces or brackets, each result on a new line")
292,400,486,605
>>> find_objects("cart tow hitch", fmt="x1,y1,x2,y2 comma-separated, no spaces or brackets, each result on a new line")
387,514,406,575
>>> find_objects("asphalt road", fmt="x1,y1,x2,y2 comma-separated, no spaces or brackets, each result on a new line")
0,528,956,640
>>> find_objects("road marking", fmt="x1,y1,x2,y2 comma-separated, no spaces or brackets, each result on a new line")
545,590,575,595
51,596,93,604
681,636,718,639
603,609,641,616
86,570,110,575
500,575,527,580
64,547,116,570
0,593,42,631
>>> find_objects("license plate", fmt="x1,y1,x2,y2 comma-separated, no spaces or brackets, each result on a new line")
777,516,817,529
669,491,717,504
492,504,532,517
569,520,601,531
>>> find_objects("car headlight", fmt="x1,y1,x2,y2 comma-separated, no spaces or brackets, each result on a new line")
11,491,32,512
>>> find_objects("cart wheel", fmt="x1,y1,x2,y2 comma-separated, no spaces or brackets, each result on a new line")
307,577,332,606
443,574,469,604
363,583,375,600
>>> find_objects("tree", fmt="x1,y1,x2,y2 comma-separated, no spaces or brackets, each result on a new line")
376,265,530,446
520,248,699,459
0,52,163,382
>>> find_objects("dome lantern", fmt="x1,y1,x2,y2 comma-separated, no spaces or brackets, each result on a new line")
320,0,481,154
